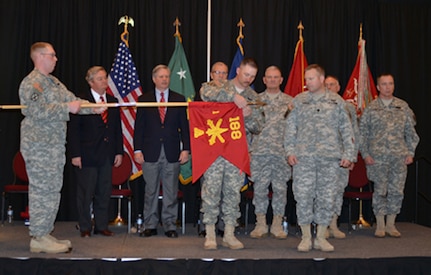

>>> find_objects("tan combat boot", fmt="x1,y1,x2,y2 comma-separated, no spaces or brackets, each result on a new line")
46,234,72,250
204,224,217,250
314,225,334,252
297,224,312,252
385,214,401,238
328,214,346,239
30,235,70,254
375,215,386,238
250,213,268,238
270,215,287,239
222,224,244,250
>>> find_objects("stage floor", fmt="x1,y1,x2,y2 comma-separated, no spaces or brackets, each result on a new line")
1,221,431,260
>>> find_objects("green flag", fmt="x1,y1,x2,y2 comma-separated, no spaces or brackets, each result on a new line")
168,35,195,102
168,35,194,184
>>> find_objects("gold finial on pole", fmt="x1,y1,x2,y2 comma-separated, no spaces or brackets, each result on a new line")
236,18,245,55
298,21,304,41
118,15,135,47
359,23,363,42
173,17,182,43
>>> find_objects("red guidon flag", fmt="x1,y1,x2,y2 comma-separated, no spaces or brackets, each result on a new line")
284,38,308,97
188,102,250,183
343,38,377,116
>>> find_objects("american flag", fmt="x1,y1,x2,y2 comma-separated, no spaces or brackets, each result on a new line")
106,41,143,179
228,38,244,80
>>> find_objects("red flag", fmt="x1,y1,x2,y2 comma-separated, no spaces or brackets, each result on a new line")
342,39,378,115
106,41,143,179
284,38,308,97
188,102,250,183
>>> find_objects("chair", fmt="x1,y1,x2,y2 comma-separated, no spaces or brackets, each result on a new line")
343,154,373,232
2,151,29,224
111,152,133,233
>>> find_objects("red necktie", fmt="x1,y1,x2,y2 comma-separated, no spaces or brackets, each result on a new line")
100,96,108,124
159,92,166,123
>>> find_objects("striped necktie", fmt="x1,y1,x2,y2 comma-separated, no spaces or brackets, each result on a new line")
100,96,108,124
159,92,166,123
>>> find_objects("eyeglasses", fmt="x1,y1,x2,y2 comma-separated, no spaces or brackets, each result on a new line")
325,82,338,87
212,71,228,75
41,52,56,57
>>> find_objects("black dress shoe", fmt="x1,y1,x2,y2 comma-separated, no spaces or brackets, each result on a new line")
93,229,114,236
80,230,91,237
142,228,157,237
165,230,178,238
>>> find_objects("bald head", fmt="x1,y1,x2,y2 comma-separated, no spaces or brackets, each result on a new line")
324,75,340,94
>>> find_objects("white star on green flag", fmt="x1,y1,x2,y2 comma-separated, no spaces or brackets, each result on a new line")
168,36,195,102
168,35,194,184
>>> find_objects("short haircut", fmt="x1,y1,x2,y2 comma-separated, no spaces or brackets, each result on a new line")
152,64,170,77
376,73,394,83
86,66,106,82
305,64,325,76
240,57,258,70
30,42,51,60
211,61,228,72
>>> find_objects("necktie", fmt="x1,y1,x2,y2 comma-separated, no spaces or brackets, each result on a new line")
159,92,166,123
100,96,108,124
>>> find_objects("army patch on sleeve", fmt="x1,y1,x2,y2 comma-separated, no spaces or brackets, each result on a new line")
31,92,39,101
33,82,43,92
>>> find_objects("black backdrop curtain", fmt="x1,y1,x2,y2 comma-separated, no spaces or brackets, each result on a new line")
0,0,430,224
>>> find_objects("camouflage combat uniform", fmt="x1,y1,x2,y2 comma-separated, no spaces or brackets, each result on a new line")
250,91,292,216
284,90,355,226
359,97,419,216
19,69,92,238
200,80,263,226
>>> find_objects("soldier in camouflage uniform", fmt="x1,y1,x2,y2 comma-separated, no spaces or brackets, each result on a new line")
19,42,103,253
198,62,229,237
250,66,292,239
284,64,355,252
359,73,419,238
200,58,264,250
324,75,360,239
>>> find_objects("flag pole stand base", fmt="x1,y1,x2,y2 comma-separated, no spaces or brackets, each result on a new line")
110,198,126,226
353,215,371,229
110,215,126,226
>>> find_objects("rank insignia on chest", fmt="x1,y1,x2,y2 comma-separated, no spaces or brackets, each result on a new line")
31,92,39,101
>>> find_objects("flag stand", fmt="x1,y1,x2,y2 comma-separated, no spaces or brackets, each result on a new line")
111,197,126,226
353,188,371,229
109,15,135,227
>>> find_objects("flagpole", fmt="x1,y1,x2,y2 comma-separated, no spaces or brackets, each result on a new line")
236,18,245,56
112,15,136,228
207,0,211,82
1,101,265,110
0,102,189,109
0,105,25,110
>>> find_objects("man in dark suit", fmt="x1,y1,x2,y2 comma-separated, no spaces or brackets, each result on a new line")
68,66,124,237
133,64,190,238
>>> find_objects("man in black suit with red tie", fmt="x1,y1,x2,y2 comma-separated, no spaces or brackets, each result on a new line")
133,64,190,238
68,66,124,238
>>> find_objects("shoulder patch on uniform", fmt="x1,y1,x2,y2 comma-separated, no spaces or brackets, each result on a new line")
33,82,43,93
